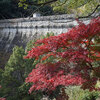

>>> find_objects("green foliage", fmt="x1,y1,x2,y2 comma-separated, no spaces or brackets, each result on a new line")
0,33,55,100
18,0,54,16
0,0,99,19
65,86,100,100
52,0,100,16
0,46,35,100
19,0,100,17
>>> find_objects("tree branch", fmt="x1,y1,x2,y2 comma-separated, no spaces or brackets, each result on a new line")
78,4,100,18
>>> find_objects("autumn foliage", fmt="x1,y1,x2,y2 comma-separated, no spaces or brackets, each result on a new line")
25,17,100,94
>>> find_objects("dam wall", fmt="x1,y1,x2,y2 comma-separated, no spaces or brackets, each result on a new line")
0,14,90,52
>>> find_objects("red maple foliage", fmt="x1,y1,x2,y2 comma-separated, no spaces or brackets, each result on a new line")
25,17,100,93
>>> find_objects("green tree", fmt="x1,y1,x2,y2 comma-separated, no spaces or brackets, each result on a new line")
52,0,100,16
0,46,35,100
19,0,100,17
0,33,54,100
0,33,56,100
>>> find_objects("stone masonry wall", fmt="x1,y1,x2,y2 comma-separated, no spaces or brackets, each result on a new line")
0,14,90,52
